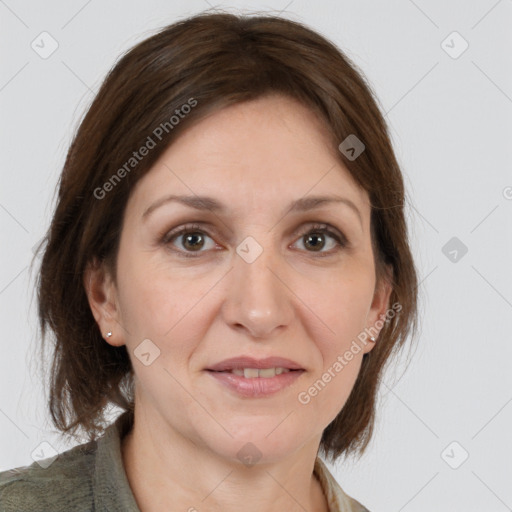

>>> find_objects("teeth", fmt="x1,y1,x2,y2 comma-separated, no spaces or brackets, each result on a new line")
258,368,276,378
229,367,291,378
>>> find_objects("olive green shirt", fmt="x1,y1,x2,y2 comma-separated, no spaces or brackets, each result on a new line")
0,412,370,511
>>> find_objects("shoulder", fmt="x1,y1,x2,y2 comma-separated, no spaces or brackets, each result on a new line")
0,438,97,512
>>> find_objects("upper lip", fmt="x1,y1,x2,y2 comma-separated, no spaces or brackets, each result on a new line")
206,356,304,372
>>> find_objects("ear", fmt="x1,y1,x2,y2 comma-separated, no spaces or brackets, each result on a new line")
361,264,393,354
83,258,125,347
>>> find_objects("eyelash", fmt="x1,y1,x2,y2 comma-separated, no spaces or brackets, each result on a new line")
160,222,348,259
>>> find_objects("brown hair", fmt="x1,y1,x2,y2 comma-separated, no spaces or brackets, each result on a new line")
34,10,419,461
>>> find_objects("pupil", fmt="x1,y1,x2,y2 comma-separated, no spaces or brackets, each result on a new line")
306,233,324,251
184,232,203,250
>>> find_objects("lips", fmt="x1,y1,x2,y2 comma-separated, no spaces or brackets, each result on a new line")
206,356,305,373
206,357,305,397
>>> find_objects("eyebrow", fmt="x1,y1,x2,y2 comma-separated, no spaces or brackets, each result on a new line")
142,194,363,227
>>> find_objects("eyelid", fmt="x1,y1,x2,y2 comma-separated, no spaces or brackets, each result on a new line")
160,222,217,244
294,222,348,245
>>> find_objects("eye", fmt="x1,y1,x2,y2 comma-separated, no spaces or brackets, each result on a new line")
161,222,347,258
161,223,218,257
291,223,347,256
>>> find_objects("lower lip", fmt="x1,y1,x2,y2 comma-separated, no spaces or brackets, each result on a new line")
206,370,305,398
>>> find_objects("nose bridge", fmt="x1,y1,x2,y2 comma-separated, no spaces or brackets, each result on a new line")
222,233,293,338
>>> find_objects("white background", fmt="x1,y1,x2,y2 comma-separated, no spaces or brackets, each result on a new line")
1,1,511,511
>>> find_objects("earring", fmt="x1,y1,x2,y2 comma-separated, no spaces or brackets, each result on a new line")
105,331,112,338
370,336,376,342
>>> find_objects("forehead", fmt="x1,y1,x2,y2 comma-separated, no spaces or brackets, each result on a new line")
127,95,369,219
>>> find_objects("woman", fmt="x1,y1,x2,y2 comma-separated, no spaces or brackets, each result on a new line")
0,11,418,512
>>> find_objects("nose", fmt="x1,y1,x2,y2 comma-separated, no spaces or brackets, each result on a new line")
221,239,295,339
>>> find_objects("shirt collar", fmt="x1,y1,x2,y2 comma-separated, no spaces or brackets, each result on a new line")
314,456,368,511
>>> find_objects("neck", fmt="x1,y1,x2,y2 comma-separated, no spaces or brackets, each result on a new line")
121,408,329,512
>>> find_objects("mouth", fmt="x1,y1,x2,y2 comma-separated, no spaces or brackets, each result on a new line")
204,356,306,397
206,367,303,378
206,356,305,373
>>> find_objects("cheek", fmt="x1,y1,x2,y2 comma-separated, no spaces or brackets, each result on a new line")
115,248,221,389
298,266,373,413
116,240,208,338
311,264,375,351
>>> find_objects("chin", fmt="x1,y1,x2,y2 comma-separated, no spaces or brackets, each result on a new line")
202,420,311,466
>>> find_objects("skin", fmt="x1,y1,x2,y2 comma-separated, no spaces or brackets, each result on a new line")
84,94,392,512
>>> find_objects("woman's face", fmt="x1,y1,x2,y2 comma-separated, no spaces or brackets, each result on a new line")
94,94,391,464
